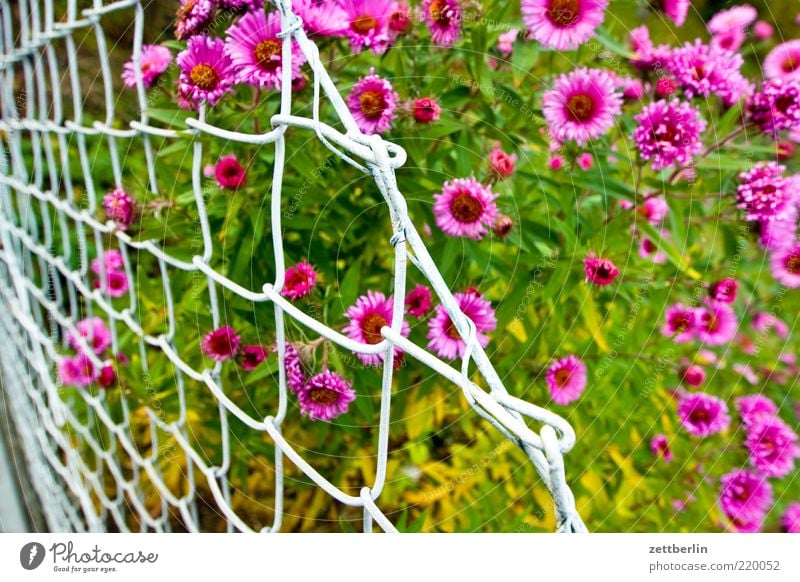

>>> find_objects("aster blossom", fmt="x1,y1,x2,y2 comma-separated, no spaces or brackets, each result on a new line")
707,5,757,35
214,154,248,189
677,391,730,437
650,434,673,463
782,503,800,533
736,162,796,222
405,285,433,318
201,326,241,361
661,303,696,343
745,416,800,477
583,253,619,285
122,45,172,89
422,0,462,47
546,355,587,405
340,0,393,54
770,242,800,287
521,0,608,51
694,299,737,346
175,0,215,40
239,345,267,371
292,0,348,37
103,188,134,230
764,40,800,81
719,469,773,533
67,317,112,355
224,10,306,90
347,69,399,135
433,177,498,240
747,79,800,136
658,0,689,27
542,68,621,146
665,41,751,106
177,34,235,106
278,343,306,393
58,354,99,387
281,261,318,300
344,291,409,366
297,369,356,421
427,290,496,360
632,99,706,171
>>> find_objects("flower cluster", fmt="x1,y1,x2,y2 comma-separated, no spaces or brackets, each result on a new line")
59,316,121,389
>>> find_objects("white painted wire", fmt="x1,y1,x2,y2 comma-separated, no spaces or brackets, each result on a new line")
0,0,587,533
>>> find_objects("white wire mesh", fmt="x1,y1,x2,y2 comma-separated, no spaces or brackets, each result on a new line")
0,0,586,533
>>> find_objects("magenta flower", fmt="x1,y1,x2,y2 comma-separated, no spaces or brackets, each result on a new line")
97,362,117,389
719,469,773,533
711,27,746,53
225,10,305,90
633,99,706,170
758,206,797,251
782,503,800,533
748,79,800,136
754,20,774,41
347,69,399,135
214,155,247,189
340,0,393,54
422,0,462,46
583,253,619,286
629,25,671,72
542,68,621,146
344,291,409,366
67,317,112,355
521,0,608,51
765,40,800,81
661,303,696,343
709,278,738,303
745,416,800,478
708,5,757,34
493,215,514,238
427,290,496,360
219,0,263,11
297,369,356,421
282,261,318,300
677,392,730,437
694,300,737,346
91,250,124,275
278,342,306,393
639,236,667,264
293,0,348,37
680,364,706,387
546,355,587,405
658,0,689,26
94,271,129,298
122,45,172,88
650,434,673,463
638,196,669,225
103,188,134,230
665,41,751,106
388,2,412,38
58,354,99,387
751,312,790,339
175,0,215,40
497,28,519,57
737,395,779,429
201,326,241,361
239,345,267,371
177,35,235,106
433,177,498,240
576,152,593,171
412,97,441,123
488,143,516,179
549,155,565,170
770,242,800,287
405,284,433,318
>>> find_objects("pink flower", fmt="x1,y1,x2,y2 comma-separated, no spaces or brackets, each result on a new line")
629,25,671,72
639,236,667,263
542,68,621,146
764,40,800,81
638,196,669,225
219,0,263,11
661,303,696,343
282,261,318,300
67,317,112,355
694,300,737,346
91,250,124,274
633,99,706,170
497,28,519,57
665,41,751,106
297,369,356,421
122,45,172,88
103,188,134,230
711,28,745,53
405,285,433,318
748,79,800,136
719,469,773,533
412,97,441,123
239,345,267,371
709,278,738,303
680,364,706,387
549,155,565,170
344,291,409,366
422,0,462,46
278,343,306,393
91,251,129,298
433,177,498,240
213,155,247,189
488,143,516,178
782,503,800,533
521,0,608,51
177,34,235,106
655,77,677,97
340,0,393,54
736,394,779,427
770,242,800,287
347,68,399,135
658,0,689,27
427,290,496,360
546,355,587,405
745,416,800,477
224,10,305,90
708,5,757,34
583,253,619,286
754,20,774,42
174,0,215,40
576,152,593,171
293,0,349,37
493,215,514,238
751,312,790,339
677,392,730,437
737,162,797,222
620,77,645,100
97,362,117,389
201,326,240,361
650,434,673,463
58,354,99,387
388,2,412,38
758,204,797,251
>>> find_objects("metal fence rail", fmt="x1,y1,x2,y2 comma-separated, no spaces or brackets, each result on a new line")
0,0,586,533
